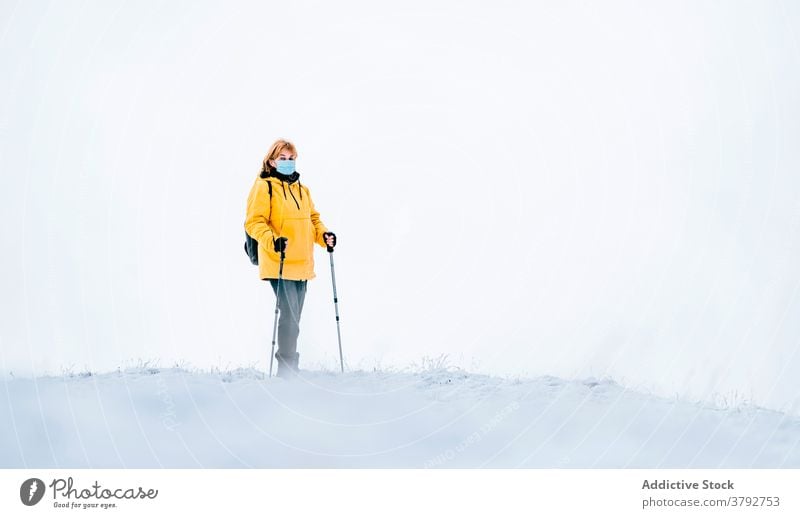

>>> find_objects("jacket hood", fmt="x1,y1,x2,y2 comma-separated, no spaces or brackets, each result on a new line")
272,170,300,183
260,168,300,183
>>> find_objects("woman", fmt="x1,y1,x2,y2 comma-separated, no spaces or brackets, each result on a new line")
244,139,336,378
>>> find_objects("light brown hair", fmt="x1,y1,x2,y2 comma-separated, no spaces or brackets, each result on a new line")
259,139,297,177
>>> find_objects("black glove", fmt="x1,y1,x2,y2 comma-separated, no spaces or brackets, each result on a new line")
273,236,288,253
323,231,337,252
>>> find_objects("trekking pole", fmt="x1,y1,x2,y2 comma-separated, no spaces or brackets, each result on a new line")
327,245,344,373
269,247,286,378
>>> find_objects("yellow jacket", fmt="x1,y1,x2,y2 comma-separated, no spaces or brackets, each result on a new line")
244,171,329,281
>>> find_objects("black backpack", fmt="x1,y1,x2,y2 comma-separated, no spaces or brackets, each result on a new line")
244,178,272,265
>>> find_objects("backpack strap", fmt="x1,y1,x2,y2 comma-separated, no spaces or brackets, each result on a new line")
259,170,274,198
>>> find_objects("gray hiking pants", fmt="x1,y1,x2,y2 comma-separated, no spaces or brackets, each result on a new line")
269,278,308,362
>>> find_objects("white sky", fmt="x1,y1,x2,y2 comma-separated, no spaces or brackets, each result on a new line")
1,0,799,412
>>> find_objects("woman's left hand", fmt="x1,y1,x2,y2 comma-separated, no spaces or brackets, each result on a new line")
323,231,337,250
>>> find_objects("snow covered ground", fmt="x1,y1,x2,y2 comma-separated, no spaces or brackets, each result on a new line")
2,365,799,468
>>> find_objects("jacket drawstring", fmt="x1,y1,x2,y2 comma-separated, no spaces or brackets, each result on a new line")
273,171,302,210
279,180,301,210
288,184,300,209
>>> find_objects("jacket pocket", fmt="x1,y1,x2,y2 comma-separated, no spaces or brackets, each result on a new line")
281,218,313,263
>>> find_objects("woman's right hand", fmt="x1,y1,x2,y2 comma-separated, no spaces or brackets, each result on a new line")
273,237,288,253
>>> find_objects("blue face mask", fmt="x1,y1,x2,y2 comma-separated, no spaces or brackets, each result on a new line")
276,159,295,175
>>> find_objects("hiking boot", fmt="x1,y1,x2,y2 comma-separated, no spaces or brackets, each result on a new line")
275,351,300,379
